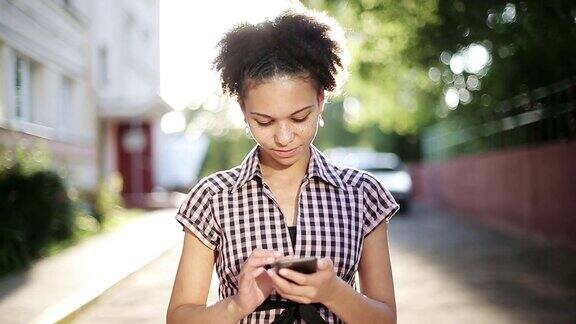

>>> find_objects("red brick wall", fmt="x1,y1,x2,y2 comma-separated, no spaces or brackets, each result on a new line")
408,140,576,250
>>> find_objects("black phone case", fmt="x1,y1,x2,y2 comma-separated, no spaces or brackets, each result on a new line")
273,257,317,274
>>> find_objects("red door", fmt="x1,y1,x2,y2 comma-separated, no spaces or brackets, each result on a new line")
116,121,153,206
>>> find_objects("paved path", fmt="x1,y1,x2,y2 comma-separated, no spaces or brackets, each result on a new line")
68,238,219,324
0,209,181,324
71,203,576,323
391,204,576,324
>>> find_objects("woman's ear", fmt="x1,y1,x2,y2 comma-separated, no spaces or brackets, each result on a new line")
317,89,326,115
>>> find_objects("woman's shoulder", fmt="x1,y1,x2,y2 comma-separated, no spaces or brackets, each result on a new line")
325,160,377,191
188,166,242,197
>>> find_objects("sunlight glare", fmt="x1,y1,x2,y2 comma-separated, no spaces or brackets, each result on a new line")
160,0,294,111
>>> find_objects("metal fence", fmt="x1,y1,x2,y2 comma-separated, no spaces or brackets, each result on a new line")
423,77,576,160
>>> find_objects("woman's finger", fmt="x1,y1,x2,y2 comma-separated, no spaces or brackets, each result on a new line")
251,267,267,279
244,256,277,270
268,269,309,296
277,268,309,286
316,258,333,270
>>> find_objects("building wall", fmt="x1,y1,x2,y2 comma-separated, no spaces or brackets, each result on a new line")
409,140,576,250
0,0,98,190
89,0,160,107
1,0,191,197
88,0,171,195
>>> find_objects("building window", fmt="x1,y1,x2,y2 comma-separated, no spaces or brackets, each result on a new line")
13,55,32,122
98,46,108,87
125,14,137,60
59,76,73,134
140,29,154,68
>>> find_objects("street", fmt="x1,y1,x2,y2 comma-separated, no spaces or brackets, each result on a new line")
70,203,576,324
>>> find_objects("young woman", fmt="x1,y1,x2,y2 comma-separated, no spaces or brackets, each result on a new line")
167,7,399,324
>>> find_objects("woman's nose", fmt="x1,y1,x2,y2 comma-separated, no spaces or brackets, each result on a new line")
274,122,294,146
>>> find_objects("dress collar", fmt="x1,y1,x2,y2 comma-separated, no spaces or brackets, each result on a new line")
230,144,346,192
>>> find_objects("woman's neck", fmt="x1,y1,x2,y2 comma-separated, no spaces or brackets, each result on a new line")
259,147,311,185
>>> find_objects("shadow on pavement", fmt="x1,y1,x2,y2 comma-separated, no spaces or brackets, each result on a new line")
390,202,576,323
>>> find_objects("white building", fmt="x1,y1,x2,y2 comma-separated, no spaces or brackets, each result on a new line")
0,0,196,207
88,0,173,207
0,0,97,191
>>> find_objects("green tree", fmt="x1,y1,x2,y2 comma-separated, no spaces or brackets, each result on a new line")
305,0,576,160
306,0,441,135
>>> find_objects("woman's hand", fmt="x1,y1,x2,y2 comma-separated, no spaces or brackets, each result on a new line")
267,258,341,305
232,248,283,317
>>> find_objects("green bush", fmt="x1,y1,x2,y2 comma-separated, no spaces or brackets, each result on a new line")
0,144,74,275
92,172,124,225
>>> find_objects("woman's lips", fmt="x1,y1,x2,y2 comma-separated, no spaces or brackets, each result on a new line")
273,146,299,158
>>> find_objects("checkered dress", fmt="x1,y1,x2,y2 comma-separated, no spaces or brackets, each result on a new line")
175,144,400,323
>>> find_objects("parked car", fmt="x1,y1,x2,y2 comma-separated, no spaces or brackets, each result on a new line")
324,147,412,213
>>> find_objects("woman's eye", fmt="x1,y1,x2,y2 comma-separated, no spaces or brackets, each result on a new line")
256,120,272,126
293,116,309,123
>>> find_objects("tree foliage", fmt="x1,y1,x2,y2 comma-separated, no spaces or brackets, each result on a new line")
305,0,441,134
304,0,576,134
195,0,576,167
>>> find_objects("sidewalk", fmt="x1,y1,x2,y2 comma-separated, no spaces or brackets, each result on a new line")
0,208,182,324
68,202,576,324
391,203,576,323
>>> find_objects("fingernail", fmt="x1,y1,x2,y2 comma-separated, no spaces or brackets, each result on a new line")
267,269,274,276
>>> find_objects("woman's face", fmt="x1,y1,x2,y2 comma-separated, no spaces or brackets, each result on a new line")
241,75,325,168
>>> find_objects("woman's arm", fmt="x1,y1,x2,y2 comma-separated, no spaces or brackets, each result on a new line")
269,221,397,323
167,228,282,323
166,228,245,324
324,221,397,323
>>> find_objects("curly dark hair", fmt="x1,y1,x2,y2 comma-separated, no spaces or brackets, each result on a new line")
212,8,349,100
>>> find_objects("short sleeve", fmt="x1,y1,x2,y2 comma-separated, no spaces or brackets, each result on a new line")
175,177,221,250
362,172,400,237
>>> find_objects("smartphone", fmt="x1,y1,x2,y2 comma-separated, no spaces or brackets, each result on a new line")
273,256,318,274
